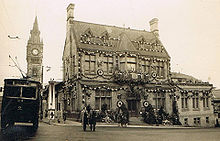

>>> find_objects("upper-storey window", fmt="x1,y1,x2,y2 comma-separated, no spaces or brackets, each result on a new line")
127,57,136,72
85,54,96,74
203,93,209,108
141,59,150,73
103,55,113,74
181,93,188,109
156,61,165,78
192,93,199,109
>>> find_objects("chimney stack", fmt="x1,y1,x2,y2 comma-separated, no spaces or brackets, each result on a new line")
67,3,75,21
149,18,159,37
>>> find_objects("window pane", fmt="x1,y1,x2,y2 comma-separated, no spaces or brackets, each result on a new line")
95,98,100,110
90,62,95,72
108,57,113,63
5,86,21,97
185,98,188,108
90,55,95,61
127,57,136,62
127,63,136,71
206,98,209,107
103,62,108,73
181,98,184,108
85,55,90,60
85,61,90,72
107,98,111,110
109,63,113,73
196,98,199,108
22,87,36,98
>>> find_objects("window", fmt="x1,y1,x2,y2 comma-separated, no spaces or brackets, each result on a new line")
197,118,201,125
194,118,197,124
194,117,201,125
192,93,199,109
127,57,136,72
206,117,209,123
32,67,38,76
203,93,209,108
120,56,126,70
181,93,188,109
184,118,188,125
103,56,113,74
72,98,75,111
22,87,36,98
154,93,165,109
85,54,96,74
141,59,150,73
95,90,112,110
5,86,21,97
159,62,165,77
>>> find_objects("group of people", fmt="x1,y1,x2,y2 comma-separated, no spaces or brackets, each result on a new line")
81,105,97,131
116,108,129,127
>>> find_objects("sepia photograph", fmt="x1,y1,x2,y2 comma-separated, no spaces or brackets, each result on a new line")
0,0,220,140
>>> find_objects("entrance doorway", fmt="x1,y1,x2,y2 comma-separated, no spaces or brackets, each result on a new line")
127,100,140,117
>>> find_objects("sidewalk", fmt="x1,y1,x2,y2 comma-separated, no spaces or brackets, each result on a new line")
41,118,199,129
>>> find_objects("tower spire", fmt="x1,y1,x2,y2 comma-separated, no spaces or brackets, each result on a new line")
33,16,39,31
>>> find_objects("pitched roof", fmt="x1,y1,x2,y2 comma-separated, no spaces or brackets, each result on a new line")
171,72,201,82
213,89,220,99
70,20,170,58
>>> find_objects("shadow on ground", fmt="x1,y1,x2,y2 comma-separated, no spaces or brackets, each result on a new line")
0,125,37,141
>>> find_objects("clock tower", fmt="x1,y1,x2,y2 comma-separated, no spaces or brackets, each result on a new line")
26,16,43,82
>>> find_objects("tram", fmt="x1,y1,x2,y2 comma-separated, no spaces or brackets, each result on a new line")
1,79,41,131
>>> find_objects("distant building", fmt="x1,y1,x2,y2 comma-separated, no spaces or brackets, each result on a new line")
171,72,214,127
213,89,220,126
26,16,43,82
59,3,215,127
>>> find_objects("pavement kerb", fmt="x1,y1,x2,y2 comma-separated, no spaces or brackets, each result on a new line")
40,119,202,129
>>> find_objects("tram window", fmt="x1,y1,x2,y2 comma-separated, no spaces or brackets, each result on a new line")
5,86,21,97
22,87,36,98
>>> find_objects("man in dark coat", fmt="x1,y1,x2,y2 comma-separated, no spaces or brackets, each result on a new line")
82,108,88,131
89,110,97,131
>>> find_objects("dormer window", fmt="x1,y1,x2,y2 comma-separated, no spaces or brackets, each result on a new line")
81,28,93,42
101,31,110,44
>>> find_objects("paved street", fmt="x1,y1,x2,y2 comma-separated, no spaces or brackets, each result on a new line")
0,122,220,141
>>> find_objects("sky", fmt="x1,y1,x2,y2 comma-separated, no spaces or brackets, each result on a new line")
0,0,220,88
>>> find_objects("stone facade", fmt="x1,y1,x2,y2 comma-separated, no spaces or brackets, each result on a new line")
26,16,43,82
59,3,215,127
171,72,214,127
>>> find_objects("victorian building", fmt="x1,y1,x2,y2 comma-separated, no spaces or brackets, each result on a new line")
60,3,215,127
171,72,214,127
26,16,43,83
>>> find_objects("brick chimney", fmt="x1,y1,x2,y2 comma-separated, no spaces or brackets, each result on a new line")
149,18,159,38
67,3,75,22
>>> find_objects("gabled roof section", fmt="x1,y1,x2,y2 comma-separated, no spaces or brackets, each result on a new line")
70,20,170,58
213,89,220,99
84,28,93,36
136,35,146,43
118,33,136,51
100,31,110,39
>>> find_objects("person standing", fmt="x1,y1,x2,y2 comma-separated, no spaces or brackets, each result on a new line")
89,110,97,131
82,108,88,131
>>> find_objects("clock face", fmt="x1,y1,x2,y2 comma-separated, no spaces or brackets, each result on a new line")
32,49,39,55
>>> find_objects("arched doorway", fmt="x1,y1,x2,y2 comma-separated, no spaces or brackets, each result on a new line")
127,98,140,117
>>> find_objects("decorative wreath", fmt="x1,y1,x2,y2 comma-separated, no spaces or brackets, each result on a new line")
117,100,123,108
97,69,104,76
143,101,149,108
151,72,157,78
